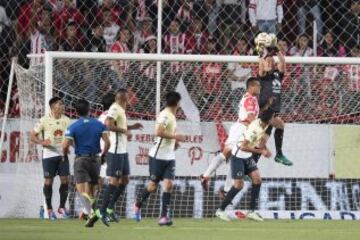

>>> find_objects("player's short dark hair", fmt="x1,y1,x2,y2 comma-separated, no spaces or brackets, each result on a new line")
75,99,90,117
260,109,274,124
246,77,259,89
165,91,181,107
102,93,115,110
49,97,62,107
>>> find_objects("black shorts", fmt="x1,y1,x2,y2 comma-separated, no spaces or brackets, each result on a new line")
230,155,258,179
149,157,175,181
259,97,281,113
106,153,130,177
74,156,101,184
42,156,70,178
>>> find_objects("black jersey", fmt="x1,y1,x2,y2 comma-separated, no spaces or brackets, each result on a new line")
259,70,284,112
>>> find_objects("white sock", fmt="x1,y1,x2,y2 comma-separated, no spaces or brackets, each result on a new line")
204,153,226,177
80,193,92,215
224,167,233,192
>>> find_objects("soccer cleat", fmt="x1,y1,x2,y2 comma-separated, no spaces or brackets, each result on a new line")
79,211,89,221
200,174,210,190
85,213,99,228
106,208,119,223
58,208,70,219
247,211,264,222
215,209,231,221
48,210,57,220
95,209,110,227
274,153,293,166
158,217,173,226
133,203,142,222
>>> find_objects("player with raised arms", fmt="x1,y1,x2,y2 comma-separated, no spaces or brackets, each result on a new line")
97,89,143,226
30,97,71,220
134,91,185,226
215,109,274,221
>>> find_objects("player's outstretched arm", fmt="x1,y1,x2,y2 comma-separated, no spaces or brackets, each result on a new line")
62,138,72,157
105,117,127,134
128,123,144,130
277,51,286,73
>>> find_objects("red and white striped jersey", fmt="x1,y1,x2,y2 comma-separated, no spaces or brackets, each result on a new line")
139,61,156,79
111,41,130,74
163,33,186,72
176,4,193,24
185,31,208,54
344,64,360,91
133,31,153,53
238,92,259,122
30,30,53,66
199,63,223,94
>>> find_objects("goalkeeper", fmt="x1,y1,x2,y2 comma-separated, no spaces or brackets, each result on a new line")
255,33,293,166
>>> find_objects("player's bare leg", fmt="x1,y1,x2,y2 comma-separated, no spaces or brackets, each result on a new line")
271,117,293,166
216,179,244,221
77,182,99,228
43,177,57,220
247,170,264,221
200,147,232,190
58,176,69,218
158,179,173,226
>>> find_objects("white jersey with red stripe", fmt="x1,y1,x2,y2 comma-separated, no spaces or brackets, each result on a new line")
225,92,259,149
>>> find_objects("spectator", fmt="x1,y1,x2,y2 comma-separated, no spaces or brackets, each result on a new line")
163,19,186,54
0,4,10,26
103,8,120,51
218,0,246,26
133,17,154,53
297,0,323,40
176,0,193,32
96,0,123,27
319,32,346,57
85,22,106,52
59,20,84,51
227,38,253,89
290,34,313,56
185,18,208,54
111,28,132,78
343,46,359,91
277,38,290,56
17,0,45,38
192,0,220,35
29,5,57,66
340,0,360,53
139,35,157,79
54,0,85,39
248,0,283,34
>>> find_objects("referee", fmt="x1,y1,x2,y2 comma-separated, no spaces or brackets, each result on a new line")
63,99,110,228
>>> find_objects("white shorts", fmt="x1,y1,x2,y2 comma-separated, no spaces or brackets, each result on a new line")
100,163,107,178
225,122,247,149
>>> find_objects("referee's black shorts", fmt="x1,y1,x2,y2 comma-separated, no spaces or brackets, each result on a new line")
73,156,101,184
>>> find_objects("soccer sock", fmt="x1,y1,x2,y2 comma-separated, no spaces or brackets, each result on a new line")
250,184,261,211
59,184,69,209
43,185,53,210
274,128,284,156
80,193,93,215
136,189,151,208
203,153,226,177
220,186,240,211
161,192,171,217
101,184,117,213
108,184,126,210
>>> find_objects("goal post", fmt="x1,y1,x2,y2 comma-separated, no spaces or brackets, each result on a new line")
2,52,360,219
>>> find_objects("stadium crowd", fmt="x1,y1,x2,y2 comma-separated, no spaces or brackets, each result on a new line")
0,0,359,120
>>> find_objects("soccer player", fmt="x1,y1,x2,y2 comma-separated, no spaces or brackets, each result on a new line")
97,89,143,226
134,91,185,226
200,77,262,190
63,99,110,228
215,110,274,222
30,97,71,220
257,46,293,166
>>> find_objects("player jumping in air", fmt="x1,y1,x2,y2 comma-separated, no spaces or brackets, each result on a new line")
134,91,186,226
200,77,263,191
30,97,71,220
256,34,293,166
215,110,274,222
63,99,110,228
97,89,143,226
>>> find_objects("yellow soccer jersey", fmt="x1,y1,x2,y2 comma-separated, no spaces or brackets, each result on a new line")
232,118,267,158
149,108,176,160
107,102,128,154
33,114,70,158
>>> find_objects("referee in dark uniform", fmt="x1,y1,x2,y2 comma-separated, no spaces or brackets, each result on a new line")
63,99,110,228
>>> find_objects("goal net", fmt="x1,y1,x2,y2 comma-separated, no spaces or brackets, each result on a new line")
4,52,360,219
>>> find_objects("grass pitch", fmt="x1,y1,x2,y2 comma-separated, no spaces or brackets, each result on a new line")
1,218,359,240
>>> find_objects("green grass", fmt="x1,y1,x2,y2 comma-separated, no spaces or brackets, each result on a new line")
1,218,360,240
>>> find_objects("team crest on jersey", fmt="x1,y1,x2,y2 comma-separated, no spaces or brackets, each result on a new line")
54,129,63,137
